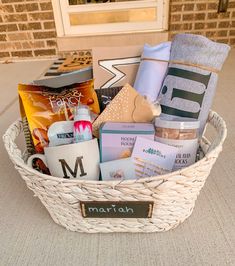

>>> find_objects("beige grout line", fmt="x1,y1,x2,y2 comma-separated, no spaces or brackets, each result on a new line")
0,97,18,117
0,57,57,63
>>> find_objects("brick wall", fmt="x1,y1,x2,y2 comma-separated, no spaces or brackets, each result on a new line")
169,0,235,46
0,0,234,60
0,0,57,60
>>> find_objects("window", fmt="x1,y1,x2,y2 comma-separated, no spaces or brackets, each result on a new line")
52,0,169,36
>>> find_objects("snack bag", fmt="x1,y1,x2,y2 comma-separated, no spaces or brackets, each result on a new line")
19,96,35,155
18,80,99,153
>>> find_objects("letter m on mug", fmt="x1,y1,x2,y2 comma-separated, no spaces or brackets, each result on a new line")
59,156,87,179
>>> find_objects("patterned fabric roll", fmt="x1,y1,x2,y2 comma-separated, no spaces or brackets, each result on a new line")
134,42,171,102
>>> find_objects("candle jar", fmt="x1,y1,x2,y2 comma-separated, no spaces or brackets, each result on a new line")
154,118,200,170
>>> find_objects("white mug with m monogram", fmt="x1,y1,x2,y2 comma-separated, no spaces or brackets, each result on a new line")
27,139,100,180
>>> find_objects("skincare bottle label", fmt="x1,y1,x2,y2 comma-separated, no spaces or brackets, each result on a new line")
74,120,92,142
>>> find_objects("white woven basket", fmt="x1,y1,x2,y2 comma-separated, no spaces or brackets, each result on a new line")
3,110,226,233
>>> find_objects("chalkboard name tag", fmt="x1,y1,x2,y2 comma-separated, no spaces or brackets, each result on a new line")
80,201,154,218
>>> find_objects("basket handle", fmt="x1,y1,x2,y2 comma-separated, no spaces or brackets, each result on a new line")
205,110,227,154
3,119,25,166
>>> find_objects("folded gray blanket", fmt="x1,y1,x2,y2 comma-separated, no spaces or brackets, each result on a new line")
158,34,230,135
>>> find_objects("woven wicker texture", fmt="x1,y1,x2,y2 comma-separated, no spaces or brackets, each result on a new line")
3,111,226,233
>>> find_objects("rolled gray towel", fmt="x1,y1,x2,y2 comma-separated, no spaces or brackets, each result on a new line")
158,34,230,136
